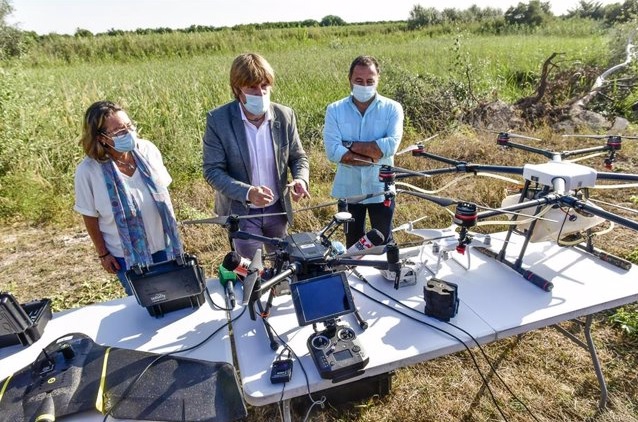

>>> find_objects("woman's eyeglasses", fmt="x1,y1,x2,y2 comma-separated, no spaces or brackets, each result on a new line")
100,123,136,138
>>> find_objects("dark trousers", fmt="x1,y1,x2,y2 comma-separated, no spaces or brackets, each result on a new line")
234,202,287,260
344,199,395,248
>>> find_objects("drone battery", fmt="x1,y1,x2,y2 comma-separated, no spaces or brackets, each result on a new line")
127,254,206,318
270,358,293,384
424,278,459,321
0,297,52,348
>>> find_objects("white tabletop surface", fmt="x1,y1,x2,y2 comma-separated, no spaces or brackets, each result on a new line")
0,279,232,421
232,231,638,407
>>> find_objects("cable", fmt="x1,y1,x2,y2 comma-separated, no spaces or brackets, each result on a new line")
101,306,246,421
588,197,638,215
395,173,524,196
205,285,233,311
349,270,541,422
260,317,327,422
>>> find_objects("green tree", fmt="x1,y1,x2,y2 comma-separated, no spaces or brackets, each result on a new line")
407,5,443,29
74,28,94,38
320,15,345,26
504,0,552,26
0,0,28,60
609,0,638,23
566,1,606,20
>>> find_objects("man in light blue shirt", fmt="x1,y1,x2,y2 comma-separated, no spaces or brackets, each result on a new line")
323,55,404,247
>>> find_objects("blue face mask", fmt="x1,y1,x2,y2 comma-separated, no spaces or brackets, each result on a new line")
110,130,137,153
243,92,270,116
352,84,377,103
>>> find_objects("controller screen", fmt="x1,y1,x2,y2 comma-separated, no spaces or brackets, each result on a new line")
291,272,354,325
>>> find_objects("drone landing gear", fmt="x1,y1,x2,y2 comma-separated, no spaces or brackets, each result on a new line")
253,295,280,351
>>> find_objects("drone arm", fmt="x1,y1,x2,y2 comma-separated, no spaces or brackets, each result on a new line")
327,258,389,269
595,171,638,182
256,265,297,297
501,140,556,160
394,164,525,180
561,145,607,158
476,194,559,219
412,150,465,165
559,196,638,231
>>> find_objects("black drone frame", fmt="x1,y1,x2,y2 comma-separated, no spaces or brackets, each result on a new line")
382,132,638,290
221,212,403,351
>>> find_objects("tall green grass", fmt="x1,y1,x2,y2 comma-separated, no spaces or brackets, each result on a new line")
0,22,612,223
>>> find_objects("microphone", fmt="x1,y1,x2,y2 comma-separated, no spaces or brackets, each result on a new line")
222,251,253,277
346,229,385,260
221,251,274,280
218,264,237,308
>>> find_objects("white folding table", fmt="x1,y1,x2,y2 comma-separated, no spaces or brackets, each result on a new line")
230,232,638,420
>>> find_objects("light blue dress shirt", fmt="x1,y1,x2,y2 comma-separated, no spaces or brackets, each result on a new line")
323,94,404,204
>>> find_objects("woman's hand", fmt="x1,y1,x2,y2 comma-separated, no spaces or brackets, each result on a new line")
100,254,121,274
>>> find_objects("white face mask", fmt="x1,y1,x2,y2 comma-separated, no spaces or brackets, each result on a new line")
351,84,376,103
243,92,270,116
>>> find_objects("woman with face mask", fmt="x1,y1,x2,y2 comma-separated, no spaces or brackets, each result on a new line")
74,101,183,295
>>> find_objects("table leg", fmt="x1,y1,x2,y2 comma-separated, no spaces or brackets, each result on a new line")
282,398,292,422
584,315,608,410
553,315,608,410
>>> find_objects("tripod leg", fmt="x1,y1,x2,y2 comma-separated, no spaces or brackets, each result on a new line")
256,292,279,351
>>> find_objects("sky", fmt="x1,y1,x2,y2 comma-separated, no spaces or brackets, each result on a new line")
6,0,621,35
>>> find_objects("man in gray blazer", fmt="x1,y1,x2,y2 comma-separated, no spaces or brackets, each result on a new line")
203,53,310,259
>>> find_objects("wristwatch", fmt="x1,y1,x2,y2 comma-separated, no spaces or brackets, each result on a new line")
342,140,353,150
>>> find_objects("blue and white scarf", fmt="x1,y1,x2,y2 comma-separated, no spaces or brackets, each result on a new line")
101,150,183,268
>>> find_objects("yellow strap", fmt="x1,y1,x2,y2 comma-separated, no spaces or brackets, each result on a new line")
95,347,111,413
35,413,55,421
0,374,13,404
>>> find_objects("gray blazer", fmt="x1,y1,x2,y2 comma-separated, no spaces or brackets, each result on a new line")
203,101,310,224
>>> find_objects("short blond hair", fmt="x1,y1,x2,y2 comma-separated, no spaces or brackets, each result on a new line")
229,53,275,99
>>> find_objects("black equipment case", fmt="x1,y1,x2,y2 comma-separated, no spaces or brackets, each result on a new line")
126,254,206,318
0,293,52,348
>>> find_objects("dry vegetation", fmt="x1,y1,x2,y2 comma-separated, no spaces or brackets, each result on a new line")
2,131,637,421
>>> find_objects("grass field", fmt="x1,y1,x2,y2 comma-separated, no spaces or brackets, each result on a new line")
1,21,638,421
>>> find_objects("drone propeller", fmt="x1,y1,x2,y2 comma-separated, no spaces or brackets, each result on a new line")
395,189,557,225
396,134,439,156
241,249,263,305
392,215,429,232
562,134,638,140
395,188,458,207
294,191,388,212
338,240,429,259
351,158,432,179
181,212,287,226
490,130,542,143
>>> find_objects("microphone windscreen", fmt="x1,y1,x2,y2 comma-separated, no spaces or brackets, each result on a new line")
222,251,242,272
366,229,385,246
